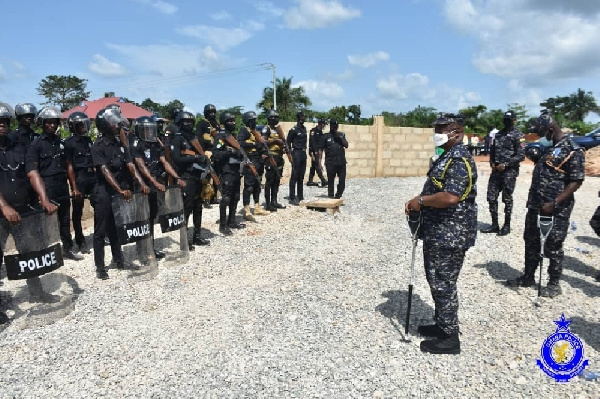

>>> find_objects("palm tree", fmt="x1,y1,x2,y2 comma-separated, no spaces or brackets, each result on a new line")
564,88,599,122
257,76,311,122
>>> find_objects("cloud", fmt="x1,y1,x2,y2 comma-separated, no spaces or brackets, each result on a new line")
88,54,127,77
443,0,600,86
296,79,344,101
210,11,232,20
253,1,285,17
347,51,389,68
0,64,6,82
176,23,264,50
284,0,361,29
376,73,433,100
133,0,177,14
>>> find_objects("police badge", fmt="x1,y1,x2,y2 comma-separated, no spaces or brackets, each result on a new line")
537,314,588,382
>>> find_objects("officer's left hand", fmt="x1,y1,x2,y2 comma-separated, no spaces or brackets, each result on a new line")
72,189,83,202
141,184,151,196
1,205,21,225
155,183,166,193
405,196,421,215
41,201,58,215
496,163,506,172
177,178,187,188
541,201,555,215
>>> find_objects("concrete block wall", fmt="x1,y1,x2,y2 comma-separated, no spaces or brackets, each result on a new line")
275,115,434,182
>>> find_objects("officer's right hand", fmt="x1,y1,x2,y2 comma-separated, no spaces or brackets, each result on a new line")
141,184,151,196
2,205,21,225
120,189,132,201
155,183,166,192
274,139,284,146
195,154,208,164
177,178,187,189
40,201,58,216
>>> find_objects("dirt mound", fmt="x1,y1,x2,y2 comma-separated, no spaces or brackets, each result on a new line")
585,146,600,176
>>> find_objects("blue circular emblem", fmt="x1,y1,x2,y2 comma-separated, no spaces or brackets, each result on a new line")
537,314,589,383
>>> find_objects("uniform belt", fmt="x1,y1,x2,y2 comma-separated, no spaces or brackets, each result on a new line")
292,148,305,151
42,173,67,181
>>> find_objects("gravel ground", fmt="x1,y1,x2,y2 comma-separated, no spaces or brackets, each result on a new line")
0,162,599,398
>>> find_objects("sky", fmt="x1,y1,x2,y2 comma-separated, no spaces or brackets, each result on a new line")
2,0,600,121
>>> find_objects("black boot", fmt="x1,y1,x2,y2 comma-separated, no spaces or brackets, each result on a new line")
417,324,447,339
542,279,562,298
27,278,60,303
420,333,461,355
96,268,109,280
0,310,8,325
219,223,233,236
481,212,499,233
497,213,511,236
64,245,84,261
193,228,210,246
273,187,286,209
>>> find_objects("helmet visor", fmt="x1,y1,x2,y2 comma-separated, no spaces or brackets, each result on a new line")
139,123,157,142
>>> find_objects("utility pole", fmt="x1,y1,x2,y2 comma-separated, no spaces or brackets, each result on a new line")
261,63,276,110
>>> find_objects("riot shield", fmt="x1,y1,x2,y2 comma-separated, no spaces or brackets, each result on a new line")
111,192,158,280
156,186,189,267
0,209,75,328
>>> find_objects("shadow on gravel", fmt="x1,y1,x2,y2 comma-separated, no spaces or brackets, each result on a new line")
564,255,598,279
376,290,434,338
570,316,600,353
575,235,600,247
473,261,522,281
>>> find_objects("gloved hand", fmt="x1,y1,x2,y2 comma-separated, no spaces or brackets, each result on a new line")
195,154,209,164
227,147,241,157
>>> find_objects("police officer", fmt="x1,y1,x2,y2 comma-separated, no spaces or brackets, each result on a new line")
195,104,220,206
27,107,83,261
405,113,478,355
506,111,585,298
0,102,59,307
164,107,182,139
261,109,287,212
287,111,308,205
212,112,245,235
481,110,525,236
91,108,150,279
307,118,328,187
323,119,348,199
64,112,95,254
170,111,210,248
10,103,39,147
133,116,187,257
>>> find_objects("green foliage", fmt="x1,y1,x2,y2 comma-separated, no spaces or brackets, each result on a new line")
256,76,311,122
541,88,599,123
36,75,90,111
403,106,438,127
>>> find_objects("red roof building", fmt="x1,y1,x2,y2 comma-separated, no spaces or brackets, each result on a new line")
62,96,153,120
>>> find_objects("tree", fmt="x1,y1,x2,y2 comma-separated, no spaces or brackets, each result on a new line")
140,98,163,115
403,106,437,128
163,99,186,119
505,103,530,133
563,88,599,122
256,76,311,122
347,104,361,124
459,105,487,135
104,91,115,98
37,75,90,111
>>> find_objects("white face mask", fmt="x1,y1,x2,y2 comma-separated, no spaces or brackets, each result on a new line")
539,137,553,147
433,133,449,147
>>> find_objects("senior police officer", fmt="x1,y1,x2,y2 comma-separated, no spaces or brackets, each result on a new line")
91,108,150,279
323,119,348,199
64,112,95,254
212,112,245,236
9,103,39,147
307,118,328,187
0,102,59,309
170,111,211,248
287,111,308,205
28,106,83,261
481,110,525,236
506,111,585,298
405,113,477,355
261,109,287,212
133,116,187,257
238,111,270,221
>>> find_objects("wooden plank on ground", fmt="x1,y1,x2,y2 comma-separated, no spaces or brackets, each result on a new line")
299,198,343,209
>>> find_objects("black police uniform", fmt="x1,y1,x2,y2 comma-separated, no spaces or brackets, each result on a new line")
521,137,585,288
9,124,39,148
287,123,307,203
64,134,95,249
90,136,133,271
212,129,243,231
170,130,207,243
132,140,165,228
484,126,525,233
323,129,348,198
420,143,478,336
0,137,58,302
27,133,75,254
308,125,327,185
195,118,220,204
238,126,265,208
261,125,286,211
165,122,179,137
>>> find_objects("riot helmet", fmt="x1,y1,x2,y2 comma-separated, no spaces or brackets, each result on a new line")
242,111,257,130
266,109,279,127
204,103,217,120
219,112,236,132
95,107,122,136
175,111,195,133
170,107,183,121
105,103,121,113
120,115,131,131
36,106,62,131
297,110,306,123
329,118,339,131
525,145,542,163
317,117,327,126
67,111,91,135
135,116,158,142
14,102,37,124
0,103,15,135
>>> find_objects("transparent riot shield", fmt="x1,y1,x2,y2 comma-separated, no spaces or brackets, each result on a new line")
0,209,75,329
111,192,158,280
156,186,189,267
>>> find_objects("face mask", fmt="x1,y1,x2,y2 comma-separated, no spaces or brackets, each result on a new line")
539,137,553,147
433,133,449,147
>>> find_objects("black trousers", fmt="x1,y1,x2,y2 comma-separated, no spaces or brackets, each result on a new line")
182,178,203,231
308,150,326,183
326,163,346,198
243,159,264,206
92,184,123,269
71,174,96,246
289,149,307,200
219,171,241,225
43,175,73,250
